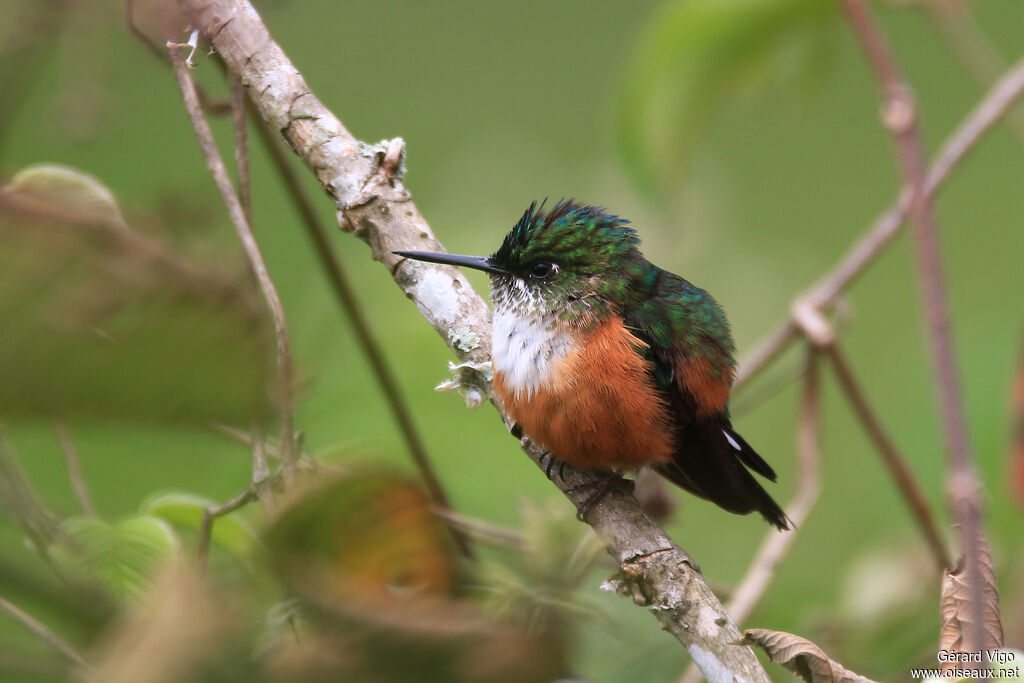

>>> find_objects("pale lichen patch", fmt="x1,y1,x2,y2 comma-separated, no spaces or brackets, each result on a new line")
448,325,481,352
688,644,740,683
435,360,493,408
414,268,461,327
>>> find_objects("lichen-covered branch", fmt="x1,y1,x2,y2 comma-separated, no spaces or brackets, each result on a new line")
171,0,770,678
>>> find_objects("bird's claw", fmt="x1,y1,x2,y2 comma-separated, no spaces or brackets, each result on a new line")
568,471,633,522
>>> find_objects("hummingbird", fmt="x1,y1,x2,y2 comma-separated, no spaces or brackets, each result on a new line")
395,199,789,530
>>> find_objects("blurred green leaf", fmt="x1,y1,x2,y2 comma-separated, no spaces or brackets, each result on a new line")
618,0,839,195
5,164,125,226
51,515,180,604
0,163,274,423
140,490,260,558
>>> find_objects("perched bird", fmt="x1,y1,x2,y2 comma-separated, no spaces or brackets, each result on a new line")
396,200,789,530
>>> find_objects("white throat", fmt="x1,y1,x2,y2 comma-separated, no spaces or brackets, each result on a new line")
491,305,575,399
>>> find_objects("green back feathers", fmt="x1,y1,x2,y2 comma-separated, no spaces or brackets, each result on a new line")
627,267,736,376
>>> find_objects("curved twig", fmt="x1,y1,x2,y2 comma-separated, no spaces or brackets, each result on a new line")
166,11,297,484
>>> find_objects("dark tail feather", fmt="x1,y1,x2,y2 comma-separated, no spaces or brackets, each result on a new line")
724,426,777,482
656,421,791,530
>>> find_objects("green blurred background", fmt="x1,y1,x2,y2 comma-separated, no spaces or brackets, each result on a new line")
1,0,1022,680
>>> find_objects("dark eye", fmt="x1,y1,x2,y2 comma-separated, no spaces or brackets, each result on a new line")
530,261,557,279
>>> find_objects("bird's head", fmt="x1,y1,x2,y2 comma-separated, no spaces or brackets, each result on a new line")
395,199,644,322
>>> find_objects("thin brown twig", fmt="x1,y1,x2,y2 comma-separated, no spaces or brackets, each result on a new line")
680,350,822,683
730,351,822,624
788,284,952,574
126,0,165,63
925,0,1024,148
433,507,523,551
196,486,255,571
0,594,90,671
197,428,281,568
736,53,1024,389
734,321,798,390
250,426,272,511
230,76,252,227
52,421,97,518
196,432,280,570
249,115,474,558
841,0,987,653
196,432,282,573
826,344,952,570
926,54,1024,190
0,648,71,680
165,11,297,484
209,422,292,461
732,345,808,416
0,430,59,571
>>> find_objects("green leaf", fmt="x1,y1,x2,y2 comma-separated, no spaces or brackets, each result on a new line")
5,164,125,227
617,0,839,195
51,515,180,604
0,163,274,423
140,490,260,558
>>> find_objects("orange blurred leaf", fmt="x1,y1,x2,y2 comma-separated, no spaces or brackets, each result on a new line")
264,469,457,604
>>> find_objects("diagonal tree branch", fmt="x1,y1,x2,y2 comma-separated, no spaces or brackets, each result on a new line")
841,0,988,653
249,115,474,559
165,10,297,485
825,344,952,571
170,0,771,678
736,53,1024,391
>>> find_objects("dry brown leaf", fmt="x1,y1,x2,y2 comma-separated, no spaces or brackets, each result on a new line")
742,629,879,683
939,534,1004,673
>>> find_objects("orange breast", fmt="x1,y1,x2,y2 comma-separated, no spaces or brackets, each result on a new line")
493,315,674,470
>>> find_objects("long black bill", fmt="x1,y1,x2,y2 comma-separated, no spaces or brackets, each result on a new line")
393,250,508,275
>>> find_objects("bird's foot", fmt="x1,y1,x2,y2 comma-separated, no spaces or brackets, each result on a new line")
538,450,570,482
566,471,634,522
